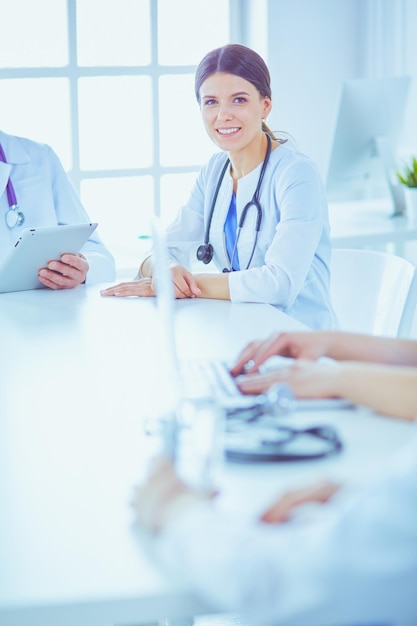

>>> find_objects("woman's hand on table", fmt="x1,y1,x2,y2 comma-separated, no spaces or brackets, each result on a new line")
100,263,201,299
169,263,201,298
100,277,155,297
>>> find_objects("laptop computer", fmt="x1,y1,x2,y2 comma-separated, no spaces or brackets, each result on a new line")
151,216,352,413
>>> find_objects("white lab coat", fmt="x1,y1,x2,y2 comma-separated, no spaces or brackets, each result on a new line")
153,424,417,625
164,142,338,329
0,130,115,283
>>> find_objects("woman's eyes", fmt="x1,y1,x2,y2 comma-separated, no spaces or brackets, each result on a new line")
203,97,247,106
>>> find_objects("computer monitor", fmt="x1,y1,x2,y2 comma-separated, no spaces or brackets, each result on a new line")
325,76,411,215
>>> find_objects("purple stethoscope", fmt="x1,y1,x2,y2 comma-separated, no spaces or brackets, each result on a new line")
0,144,25,229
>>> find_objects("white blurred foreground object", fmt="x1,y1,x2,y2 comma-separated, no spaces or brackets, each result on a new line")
177,396,225,491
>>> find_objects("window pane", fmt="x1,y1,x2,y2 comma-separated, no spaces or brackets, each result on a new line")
81,176,154,268
0,0,68,67
0,79,72,169
161,172,198,227
78,76,153,170
158,0,230,65
76,0,151,66
159,75,214,167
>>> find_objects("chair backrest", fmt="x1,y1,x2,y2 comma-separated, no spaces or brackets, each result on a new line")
330,248,417,337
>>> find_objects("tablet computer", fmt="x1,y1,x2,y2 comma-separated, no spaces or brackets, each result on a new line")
0,223,98,293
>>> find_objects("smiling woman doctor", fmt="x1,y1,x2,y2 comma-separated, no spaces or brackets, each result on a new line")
101,44,337,329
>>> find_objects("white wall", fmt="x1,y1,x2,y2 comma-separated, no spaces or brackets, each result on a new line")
263,0,417,177
403,0,417,157
260,0,417,336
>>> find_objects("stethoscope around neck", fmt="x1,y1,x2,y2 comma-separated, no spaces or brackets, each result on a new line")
196,133,272,272
0,144,25,229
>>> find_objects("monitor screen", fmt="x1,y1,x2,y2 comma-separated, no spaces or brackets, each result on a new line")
325,76,411,211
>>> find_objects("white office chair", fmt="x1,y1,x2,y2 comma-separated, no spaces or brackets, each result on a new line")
330,248,417,337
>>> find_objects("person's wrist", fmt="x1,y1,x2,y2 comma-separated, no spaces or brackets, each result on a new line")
138,255,153,279
327,361,349,397
319,331,337,358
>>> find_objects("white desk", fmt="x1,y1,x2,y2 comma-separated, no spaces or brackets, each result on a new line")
0,286,413,626
329,198,417,256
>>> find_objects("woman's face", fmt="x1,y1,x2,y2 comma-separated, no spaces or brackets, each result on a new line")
199,71,272,153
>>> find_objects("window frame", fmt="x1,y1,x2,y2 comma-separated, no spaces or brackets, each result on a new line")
0,0,246,265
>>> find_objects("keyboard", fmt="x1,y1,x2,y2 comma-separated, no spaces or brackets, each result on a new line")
180,359,246,404
180,358,354,412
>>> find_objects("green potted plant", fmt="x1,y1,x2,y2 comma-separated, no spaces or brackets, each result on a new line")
396,156,417,222
396,156,417,188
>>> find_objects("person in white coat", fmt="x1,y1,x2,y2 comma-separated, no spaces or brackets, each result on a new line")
132,331,417,625
101,44,337,330
0,129,115,288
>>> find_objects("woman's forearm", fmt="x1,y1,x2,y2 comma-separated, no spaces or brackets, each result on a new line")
193,272,231,300
320,332,417,367
332,362,417,420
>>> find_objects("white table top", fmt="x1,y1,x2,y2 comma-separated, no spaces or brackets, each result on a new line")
329,198,417,250
0,285,413,626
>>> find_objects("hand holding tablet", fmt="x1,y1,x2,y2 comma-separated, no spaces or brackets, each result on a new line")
0,223,98,293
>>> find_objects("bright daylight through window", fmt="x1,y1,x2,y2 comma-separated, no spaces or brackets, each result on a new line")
0,0,233,268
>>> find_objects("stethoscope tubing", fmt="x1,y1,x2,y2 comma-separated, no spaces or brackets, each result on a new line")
0,143,25,229
198,132,272,271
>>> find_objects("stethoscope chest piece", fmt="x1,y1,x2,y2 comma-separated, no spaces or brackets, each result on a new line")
196,241,214,264
5,204,25,229
0,143,26,230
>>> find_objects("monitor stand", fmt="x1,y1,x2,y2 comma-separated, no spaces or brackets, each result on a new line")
388,181,407,218
375,136,406,217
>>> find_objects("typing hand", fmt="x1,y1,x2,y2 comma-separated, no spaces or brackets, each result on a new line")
230,331,335,377
236,359,340,398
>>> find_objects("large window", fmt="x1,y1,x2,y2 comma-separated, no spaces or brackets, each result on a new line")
0,0,241,269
